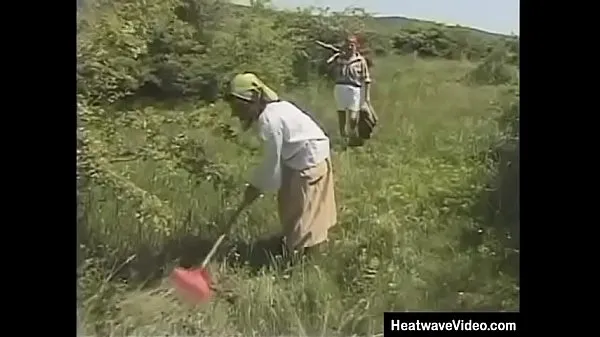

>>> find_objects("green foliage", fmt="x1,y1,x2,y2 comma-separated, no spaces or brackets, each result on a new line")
497,85,520,141
77,0,379,104
77,0,519,335
391,25,519,62
77,0,519,104
464,46,519,86
76,0,377,256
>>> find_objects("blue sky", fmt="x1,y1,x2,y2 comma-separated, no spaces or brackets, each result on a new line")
245,0,519,35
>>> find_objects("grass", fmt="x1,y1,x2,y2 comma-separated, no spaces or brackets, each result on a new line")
77,54,519,336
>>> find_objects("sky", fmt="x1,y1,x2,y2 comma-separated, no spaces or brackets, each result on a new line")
265,0,519,35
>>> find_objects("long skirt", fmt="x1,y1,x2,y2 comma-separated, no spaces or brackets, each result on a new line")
277,158,337,252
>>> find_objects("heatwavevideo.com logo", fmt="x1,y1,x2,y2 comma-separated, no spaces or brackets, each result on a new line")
390,319,517,331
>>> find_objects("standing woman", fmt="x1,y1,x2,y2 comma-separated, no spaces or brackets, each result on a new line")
327,35,373,143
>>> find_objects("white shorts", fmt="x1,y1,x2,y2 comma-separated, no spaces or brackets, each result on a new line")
334,84,361,113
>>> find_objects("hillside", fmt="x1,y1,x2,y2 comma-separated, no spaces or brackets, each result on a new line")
225,3,519,64
77,0,515,41
227,2,514,40
77,1,519,335
79,55,519,336
370,16,513,39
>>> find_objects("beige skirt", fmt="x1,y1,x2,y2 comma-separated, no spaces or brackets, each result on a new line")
277,158,337,252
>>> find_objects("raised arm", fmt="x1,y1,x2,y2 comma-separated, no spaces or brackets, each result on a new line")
326,52,340,64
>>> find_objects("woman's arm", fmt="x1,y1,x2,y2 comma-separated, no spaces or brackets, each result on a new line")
326,52,340,64
361,58,372,103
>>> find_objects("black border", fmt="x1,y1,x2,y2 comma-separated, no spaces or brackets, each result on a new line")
518,1,539,334
11,1,76,334
519,0,582,333
10,0,585,334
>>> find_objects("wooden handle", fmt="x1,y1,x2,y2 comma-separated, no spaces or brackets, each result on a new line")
199,203,246,268
315,40,340,52
200,233,226,268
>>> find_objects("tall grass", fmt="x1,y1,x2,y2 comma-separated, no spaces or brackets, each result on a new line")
78,55,519,336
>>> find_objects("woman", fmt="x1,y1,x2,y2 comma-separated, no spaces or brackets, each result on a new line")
227,73,338,257
327,36,373,142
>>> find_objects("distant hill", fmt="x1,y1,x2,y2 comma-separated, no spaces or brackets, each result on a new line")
367,16,514,40
234,2,516,41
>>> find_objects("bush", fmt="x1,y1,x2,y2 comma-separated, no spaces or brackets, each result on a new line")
464,46,519,86
391,24,518,63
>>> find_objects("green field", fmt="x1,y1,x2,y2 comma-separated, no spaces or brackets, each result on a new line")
77,1,519,336
78,55,519,336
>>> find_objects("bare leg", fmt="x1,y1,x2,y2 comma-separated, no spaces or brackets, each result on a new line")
337,110,347,138
348,109,359,139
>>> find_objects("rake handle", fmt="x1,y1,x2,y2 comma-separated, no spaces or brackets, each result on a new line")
315,40,340,52
199,204,246,268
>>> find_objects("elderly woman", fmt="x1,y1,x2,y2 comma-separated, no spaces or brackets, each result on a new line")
226,73,338,257
326,36,373,142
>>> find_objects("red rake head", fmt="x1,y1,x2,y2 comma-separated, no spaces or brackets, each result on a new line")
170,267,214,304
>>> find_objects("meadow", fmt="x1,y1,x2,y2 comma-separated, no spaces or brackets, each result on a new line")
77,1,520,336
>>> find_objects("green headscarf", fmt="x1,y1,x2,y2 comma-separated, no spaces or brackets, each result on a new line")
229,73,279,102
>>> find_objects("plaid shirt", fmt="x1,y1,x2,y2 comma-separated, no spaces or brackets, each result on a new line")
331,52,372,87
